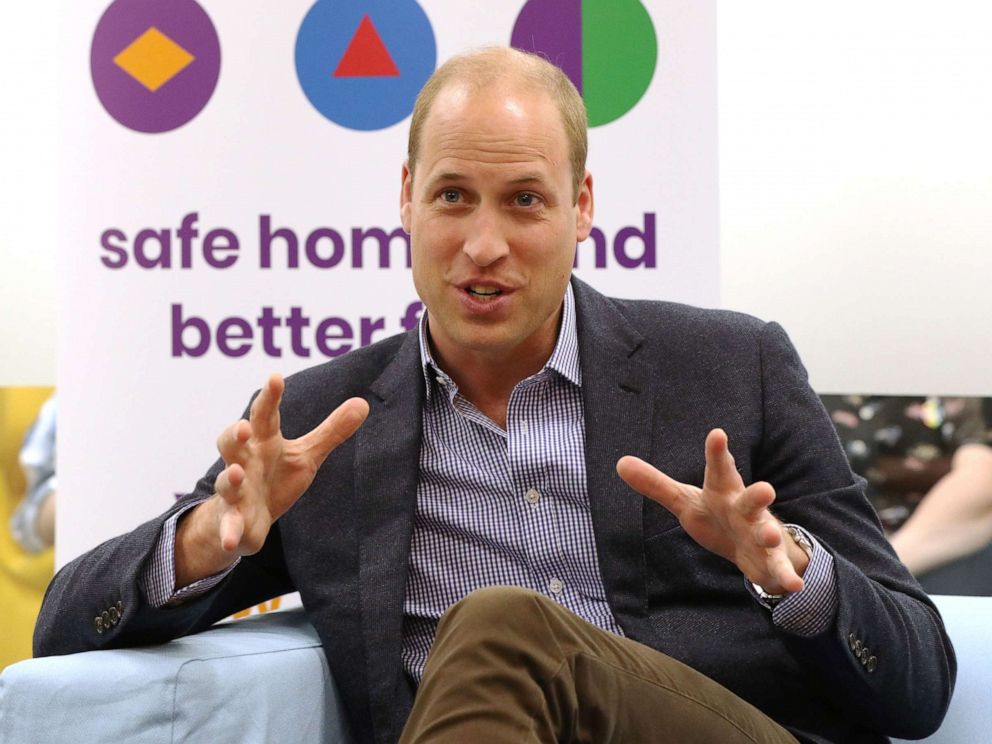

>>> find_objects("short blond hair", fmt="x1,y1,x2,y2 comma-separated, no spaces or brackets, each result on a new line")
407,47,588,201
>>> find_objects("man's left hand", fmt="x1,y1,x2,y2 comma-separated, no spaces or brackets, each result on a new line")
617,428,809,595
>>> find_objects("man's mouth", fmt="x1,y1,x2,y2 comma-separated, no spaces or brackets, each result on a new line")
466,285,503,299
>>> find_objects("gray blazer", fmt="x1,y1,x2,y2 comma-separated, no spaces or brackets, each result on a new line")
35,278,955,744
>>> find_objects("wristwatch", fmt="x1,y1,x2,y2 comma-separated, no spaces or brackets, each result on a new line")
752,525,814,608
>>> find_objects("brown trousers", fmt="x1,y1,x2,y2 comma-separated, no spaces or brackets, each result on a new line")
399,587,799,744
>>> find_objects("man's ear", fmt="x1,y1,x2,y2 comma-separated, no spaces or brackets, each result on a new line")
400,161,413,233
575,170,594,241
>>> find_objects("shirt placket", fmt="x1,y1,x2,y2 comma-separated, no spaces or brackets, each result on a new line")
506,374,570,604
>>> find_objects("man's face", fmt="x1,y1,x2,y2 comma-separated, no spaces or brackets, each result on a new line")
401,83,593,368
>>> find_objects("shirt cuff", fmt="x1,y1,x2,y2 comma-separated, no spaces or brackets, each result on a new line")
140,500,240,608
748,524,838,637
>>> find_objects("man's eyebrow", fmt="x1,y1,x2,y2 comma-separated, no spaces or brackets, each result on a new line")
508,174,548,185
429,172,470,184
428,172,547,185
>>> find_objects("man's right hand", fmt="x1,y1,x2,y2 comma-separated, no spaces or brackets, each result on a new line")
175,374,369,588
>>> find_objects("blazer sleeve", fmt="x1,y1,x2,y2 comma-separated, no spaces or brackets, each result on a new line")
754,321,956,739
33,453,294,658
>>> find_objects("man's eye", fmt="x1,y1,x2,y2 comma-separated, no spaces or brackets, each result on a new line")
515,193,539,207
440,190,460,203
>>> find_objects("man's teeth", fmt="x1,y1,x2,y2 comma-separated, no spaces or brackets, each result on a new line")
468,285,501,297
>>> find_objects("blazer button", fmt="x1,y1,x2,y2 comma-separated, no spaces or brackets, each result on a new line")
117,600,124,615
95,616,104,634
848,633,857,651
867,656,878,673
860,647,870,664
109,606,120,624
101,610,110,628
853,639,862,655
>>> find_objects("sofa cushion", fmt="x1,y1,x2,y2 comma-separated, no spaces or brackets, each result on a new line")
0,609,352,743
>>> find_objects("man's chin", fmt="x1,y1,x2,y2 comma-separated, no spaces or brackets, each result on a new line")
434,323,529,360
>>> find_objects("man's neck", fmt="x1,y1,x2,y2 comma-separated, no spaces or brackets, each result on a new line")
427,310,563,430
439,352,540,430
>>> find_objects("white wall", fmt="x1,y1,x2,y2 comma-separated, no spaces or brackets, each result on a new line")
719,2,992,395
0,7,57,386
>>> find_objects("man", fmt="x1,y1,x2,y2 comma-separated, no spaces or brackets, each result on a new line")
35,49,954,743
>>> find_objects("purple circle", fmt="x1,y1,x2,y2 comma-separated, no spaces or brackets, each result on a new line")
511,0,582,92
91,0,221,133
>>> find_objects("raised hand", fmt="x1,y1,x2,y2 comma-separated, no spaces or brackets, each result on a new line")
616,429,808,595
175,374,369,587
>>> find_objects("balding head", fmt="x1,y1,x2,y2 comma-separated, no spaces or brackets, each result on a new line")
407,47,588,201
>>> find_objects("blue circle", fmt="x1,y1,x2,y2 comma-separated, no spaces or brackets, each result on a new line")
295,1,436,131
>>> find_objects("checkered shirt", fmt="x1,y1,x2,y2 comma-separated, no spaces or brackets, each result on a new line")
143,285,838,680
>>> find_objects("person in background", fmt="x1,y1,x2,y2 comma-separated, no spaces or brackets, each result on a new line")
824,394,992,590
11,395,57,553
0,388,55,669
889,441,992,577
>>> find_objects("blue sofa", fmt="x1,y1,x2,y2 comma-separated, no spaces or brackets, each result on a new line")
1,595,988,743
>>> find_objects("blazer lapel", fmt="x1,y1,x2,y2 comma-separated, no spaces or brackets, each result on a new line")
573,278,656,633
354,330,424,739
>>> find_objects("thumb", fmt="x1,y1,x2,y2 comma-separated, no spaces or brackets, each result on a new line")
302,397,370,463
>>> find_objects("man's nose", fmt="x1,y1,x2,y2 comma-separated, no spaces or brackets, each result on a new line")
462,211,509,267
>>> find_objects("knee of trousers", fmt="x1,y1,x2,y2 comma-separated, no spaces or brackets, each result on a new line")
432,586,562,662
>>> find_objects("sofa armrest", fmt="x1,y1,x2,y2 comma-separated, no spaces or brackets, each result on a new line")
0,609,354,744
893,595,992,744
5,596,985,742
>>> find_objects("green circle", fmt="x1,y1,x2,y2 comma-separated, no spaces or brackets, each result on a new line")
582,0,658,127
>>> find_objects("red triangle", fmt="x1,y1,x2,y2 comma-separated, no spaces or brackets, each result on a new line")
333,15,399,78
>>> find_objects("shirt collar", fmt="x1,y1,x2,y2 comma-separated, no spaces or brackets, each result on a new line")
418,281,582,399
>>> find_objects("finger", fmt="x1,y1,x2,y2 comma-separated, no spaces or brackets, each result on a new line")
616,455,692,517
755,522,805,594
214,463,245,504
738,481,776,521
216,419,251,465
249,373,284,440
755,517,784,549
770,551,805,594
299,397,370,463
703,428,744,493
219,508,244,553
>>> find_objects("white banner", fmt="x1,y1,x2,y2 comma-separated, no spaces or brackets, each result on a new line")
57,0,718,566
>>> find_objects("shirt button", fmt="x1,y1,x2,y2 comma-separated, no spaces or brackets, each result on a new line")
525,488,541,505
548,578,564,595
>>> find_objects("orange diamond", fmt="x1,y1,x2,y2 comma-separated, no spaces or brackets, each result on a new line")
113,27,195,92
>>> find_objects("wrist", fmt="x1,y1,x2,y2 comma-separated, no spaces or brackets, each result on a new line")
174,498,236,589
784,524,812,578
752,525,814,605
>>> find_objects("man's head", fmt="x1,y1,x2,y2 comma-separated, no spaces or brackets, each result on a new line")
408,47,588,203
400,48,594,373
